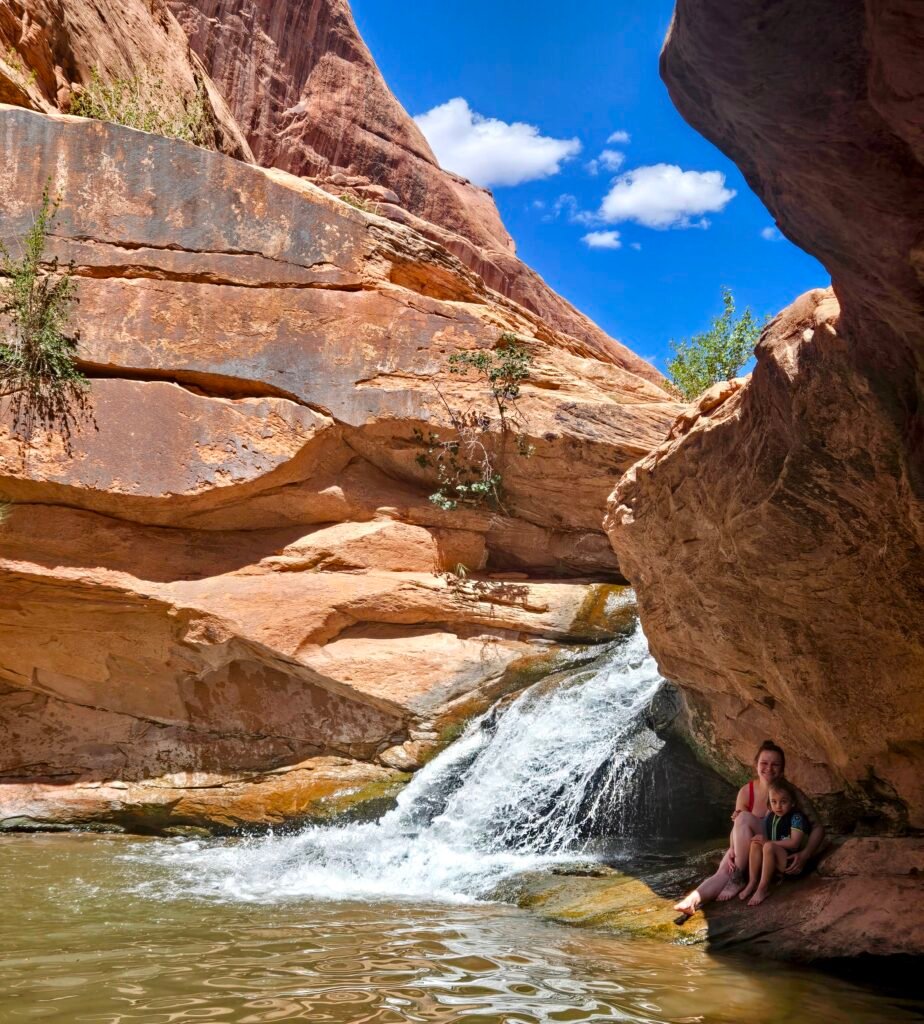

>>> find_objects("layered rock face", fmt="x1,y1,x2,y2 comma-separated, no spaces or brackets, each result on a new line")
166,0,662,380
0,103,673,832
0,0,252,158
608,1,924,831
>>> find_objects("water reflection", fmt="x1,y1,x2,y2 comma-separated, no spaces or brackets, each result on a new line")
2,835,921,1023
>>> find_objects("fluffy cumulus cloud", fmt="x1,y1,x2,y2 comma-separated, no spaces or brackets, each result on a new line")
607,130,631,144
414,98,581,187
761,226,783,241
582,230,622,249
599,163,736,229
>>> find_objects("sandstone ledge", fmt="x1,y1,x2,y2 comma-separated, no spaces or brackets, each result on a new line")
506,837,924,963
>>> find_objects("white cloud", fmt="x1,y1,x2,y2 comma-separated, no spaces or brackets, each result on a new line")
586,149,625,176
630,242,642,251
761,226,783,241
543,194,598,225
414,98,581,187
599,163,736,229
599,149,625,171
582,230,622,249
607,130,631,144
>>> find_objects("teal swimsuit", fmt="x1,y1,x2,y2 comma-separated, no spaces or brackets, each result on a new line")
764,810,807,846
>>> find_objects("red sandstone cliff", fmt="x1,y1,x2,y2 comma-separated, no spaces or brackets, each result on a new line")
607,1,924,831
0,95,673,830
0,0,252,157
165,0,663,381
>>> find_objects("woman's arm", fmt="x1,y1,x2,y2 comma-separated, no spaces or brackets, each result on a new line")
785,823,826,874
730,783,751,820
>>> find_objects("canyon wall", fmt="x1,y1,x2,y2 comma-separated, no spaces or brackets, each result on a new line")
608,0,923,831
0,91,674,831
165,0,662,379
0,0,252,157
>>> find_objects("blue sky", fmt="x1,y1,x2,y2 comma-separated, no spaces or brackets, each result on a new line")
351,0,828,370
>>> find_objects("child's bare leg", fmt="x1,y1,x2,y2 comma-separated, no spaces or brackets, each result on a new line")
738,842,764,900
748,844,786,906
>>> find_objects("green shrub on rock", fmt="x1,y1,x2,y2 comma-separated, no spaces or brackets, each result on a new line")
413,332,536,513
0,183,88,442
71,67,210,146
667,287,766,400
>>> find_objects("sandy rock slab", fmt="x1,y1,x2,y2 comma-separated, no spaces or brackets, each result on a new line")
0,757,409,835
506,837,924,962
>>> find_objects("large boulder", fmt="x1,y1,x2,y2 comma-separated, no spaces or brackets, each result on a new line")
607,1,924,830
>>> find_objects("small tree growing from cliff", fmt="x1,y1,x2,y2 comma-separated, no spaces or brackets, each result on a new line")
667,287,765,400
413,333,535,512
0,183,89,443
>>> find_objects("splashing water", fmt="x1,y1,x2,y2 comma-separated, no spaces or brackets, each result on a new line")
138,623,666,904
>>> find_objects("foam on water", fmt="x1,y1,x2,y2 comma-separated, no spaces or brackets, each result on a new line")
139,623,665,904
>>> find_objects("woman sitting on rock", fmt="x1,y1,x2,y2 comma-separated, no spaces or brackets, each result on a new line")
738,777,809,906
673,739,825,919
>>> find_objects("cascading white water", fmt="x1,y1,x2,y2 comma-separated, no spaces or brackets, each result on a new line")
143,622,666,904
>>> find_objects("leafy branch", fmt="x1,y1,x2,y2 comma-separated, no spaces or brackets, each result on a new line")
0,182,89,444
667,287,766,400
71,67,211,147
413,333,535,512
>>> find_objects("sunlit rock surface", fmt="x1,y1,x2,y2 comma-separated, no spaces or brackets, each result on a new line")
0,101,673,832
0,0,252,157
166,0,665,382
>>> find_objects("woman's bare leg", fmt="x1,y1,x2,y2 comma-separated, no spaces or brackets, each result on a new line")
674,849,733,914
718,812,763,899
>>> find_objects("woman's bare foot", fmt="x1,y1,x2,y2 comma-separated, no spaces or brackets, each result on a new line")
717,871,745,901
673,891,701,916
747,887,770,907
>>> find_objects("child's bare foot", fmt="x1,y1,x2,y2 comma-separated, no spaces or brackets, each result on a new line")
738,881,757,901
747,887,770,907
717,870,745,901
673,892,700,916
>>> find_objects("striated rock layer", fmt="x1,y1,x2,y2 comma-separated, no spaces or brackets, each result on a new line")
0,104,673,832
165,0,663,381
608,1,924,831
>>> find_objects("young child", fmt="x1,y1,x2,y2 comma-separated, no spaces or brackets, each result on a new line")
738,778,808,906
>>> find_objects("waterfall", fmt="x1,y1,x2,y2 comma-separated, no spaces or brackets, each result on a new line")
142,622,667,904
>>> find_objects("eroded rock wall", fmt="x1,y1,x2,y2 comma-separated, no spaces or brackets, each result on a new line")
608,1,924,830
0,0,252,158
165,0,663,381
0,104,673,832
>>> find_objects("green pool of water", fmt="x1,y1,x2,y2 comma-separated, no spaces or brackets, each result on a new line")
1,834,920,1023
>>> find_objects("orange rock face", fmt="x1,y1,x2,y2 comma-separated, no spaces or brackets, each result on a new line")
0,99,672,831
0,0,252,158
608,1,924,831
166,0,664,382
